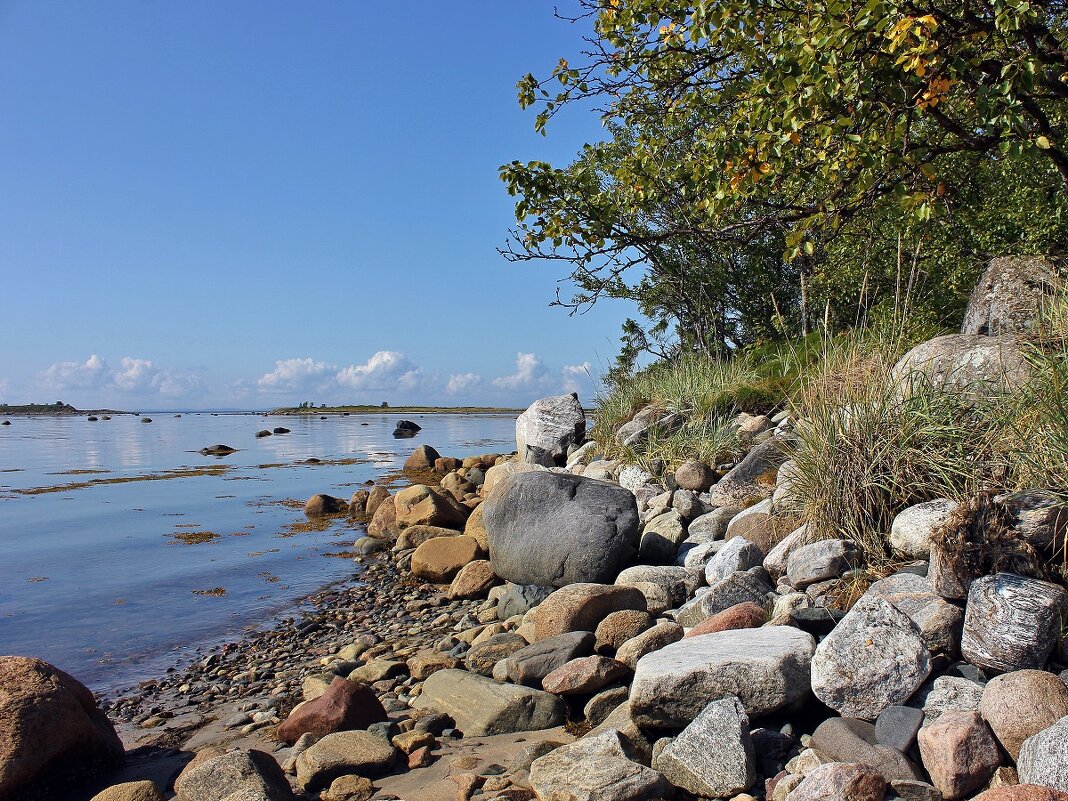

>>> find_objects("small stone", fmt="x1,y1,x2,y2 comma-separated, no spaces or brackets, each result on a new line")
614,622,684,669
295,731,397,791
685,601,766,638
322,774,374,801
786,539,857,589
876,706,925,754
891,500,958,559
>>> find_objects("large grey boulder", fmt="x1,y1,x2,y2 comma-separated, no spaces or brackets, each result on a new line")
529,730,670,801
630,626,815,727
786,539,857,588
709,439,788,507
866,572,964,655
961,572,1068,674
811,594,931,720
483,471,639,587
890,500,958,559
1017,714,1068,789
515,393,585,465
174,750,295,801
412,669,565,736
890,334,1030,396
294,731,396,791
704,537,764,585
962,255,1061,337
652,697,755,797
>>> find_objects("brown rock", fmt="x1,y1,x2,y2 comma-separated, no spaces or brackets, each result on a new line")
395,525,462,551
725,507,798,555
348,490,370,515
407,651,460,681
674,459,714,492
407,746,434,769
89,781,166,801
404,445,441,472
786,762,886,801
276,678,387,744
392,730,436,754
464,503,489,550
447,560,499,599
366,495,396,537
594,609,655,654
541,656,631,695
394,484,468,530
435,456,463,473
614,622,685,669
980,669,1068,760
532,583,647,641
411,536,483,583
685,601,766,638
974,788,1068,801
441,471,476,502
0,656,124,800
365,486,390,517
917,711,1001,800
305,494,347,517
322,774,375,801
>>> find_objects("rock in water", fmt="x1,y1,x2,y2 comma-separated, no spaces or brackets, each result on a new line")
652,696,755,797
629,626,815,727
1017,715,1068,791
0,656,124,799
891,334,1030,396
412,669,566,736
393,419,421,437
961,573,1068,674
402,444,440,471
483,471,639,587
811,594,931,720
962,256,1061,337
199,444,237,456
304,494,348,517
515,393,585,465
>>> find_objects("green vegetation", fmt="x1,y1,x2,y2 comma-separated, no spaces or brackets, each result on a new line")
0,401,125,416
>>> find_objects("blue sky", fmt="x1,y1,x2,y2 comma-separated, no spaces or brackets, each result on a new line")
0,1,634,409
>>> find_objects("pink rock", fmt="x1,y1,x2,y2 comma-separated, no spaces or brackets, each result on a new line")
276,677,387,744
785,762,885,801
917,710,1001,800
685,601,766,637
973,788,1068,801
540,656,631,695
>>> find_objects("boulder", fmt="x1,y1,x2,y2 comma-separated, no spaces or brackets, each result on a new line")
917,711,1001,800
529,732,669,801
685,601,766,638
365,486,390,517
541,656,631,695
687,506,742,542
962,256,1061,337
482,459,545,497
506,631,596,687
0,657,124,800
394,524,461,551
515,393,585,465
997,490,1068,552
413,669,566,736
616,404,685,449
464,633,528,676
891,500,958,559
974,789,1068,801
875,705,926,755
532,583,646,641
705,537,764,585
786,539,857,588
294,731,396,791
200,444,237,456
810,716,924,781
981,669,1068,760
724,498,794,554
393,484,467,530
410,535,482,583
811,594,932,720
90,782,167,801
891,334,1030,396
710,439,787,507
763,525,807,582
463,503,489,550
304,494,347,517
496,582,553,620
913,675,985,725
1017,715,1068,790
406,651,460,681
866,572,964,655
615,565,701,608
697,566,775,618
276,678,387,744
446,560,498,599
365,496,396,537
484,471,640,587
630,626,816,727
674,459,714,492
614,622,684,669
594,610,655,654
348,489,370,515
652,697,755,797
638,510,686,563
174,749,295,801
403,445,439,472
785,763,886,801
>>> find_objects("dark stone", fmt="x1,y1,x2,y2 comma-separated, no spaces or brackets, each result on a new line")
790,606,845,636
255,429,272,438
876,705,925,754
505,632,595,688
273,427,290,434
199,444,237,456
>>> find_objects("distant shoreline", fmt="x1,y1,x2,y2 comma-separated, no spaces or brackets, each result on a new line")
0,402,127,417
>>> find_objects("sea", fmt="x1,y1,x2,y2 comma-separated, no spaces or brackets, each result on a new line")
0,411,517,695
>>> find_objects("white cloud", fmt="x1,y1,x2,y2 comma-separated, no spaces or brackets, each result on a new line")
561,362,592,394
335,351,422,391
492,352,550,391
41,354,111,390
445,372,481,395
154,371,203,397
257,357,335,390
113,357,158,392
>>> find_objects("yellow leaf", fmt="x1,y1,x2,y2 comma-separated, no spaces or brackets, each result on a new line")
1037,135,1052,149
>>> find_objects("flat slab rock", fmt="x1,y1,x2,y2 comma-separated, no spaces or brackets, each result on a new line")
629,626,815,728
652,696,755,797
412,669,566,737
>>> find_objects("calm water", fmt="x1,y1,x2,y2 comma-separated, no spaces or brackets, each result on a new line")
0,412,516,694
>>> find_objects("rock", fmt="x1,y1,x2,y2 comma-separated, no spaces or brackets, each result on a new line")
630,626,816,726
532,583,646,641
638,510,686,563
889,779,942,801
0,656,124,800
295,731,396,791
394,419,421,436
174,749,295,801
962,256,1062,337
484,471,639,587
614,622,684,669
464,633,528,676
542,656,631,695
615,565,701,608
763,526,807,582
594,610,654,654
810,716,924,781
698,567,775,617
866,572,964,655
496,582,553,619
724,498,796,554
974,788,1068,801
962,573,1068,674
364,486,390,517
913,675,985,725
276,678,387,744
688,506,742,542
675,459,714,492
506,632,596,687
811,594,932,720
786,539,857,588
447,560,498,599
365,496,397,537
981,669,1068,760
410,536,482,583
305,494,347,517
394,524,461,551
346,659,405,684
406,651,460,681
272,426,289,434
997,490,1068,552
1017,714,1068,790
413,669,566,736
710,439,787,507
891,500,958,559
393,484,467,530
876,706,926,754
917,711,1001,800
90,781,167,801
685,601,766,638
785,763,886,801
705,537,765,585
616,404,685,449
322,774,374,801
463,504,489,550
255,429,271,438
200,444,238,455
891,334,1030,396
672,488,706,520
515,394,585,465
652,696,755,797
348,489,370,515
529,732,669,801
584,687,630,727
